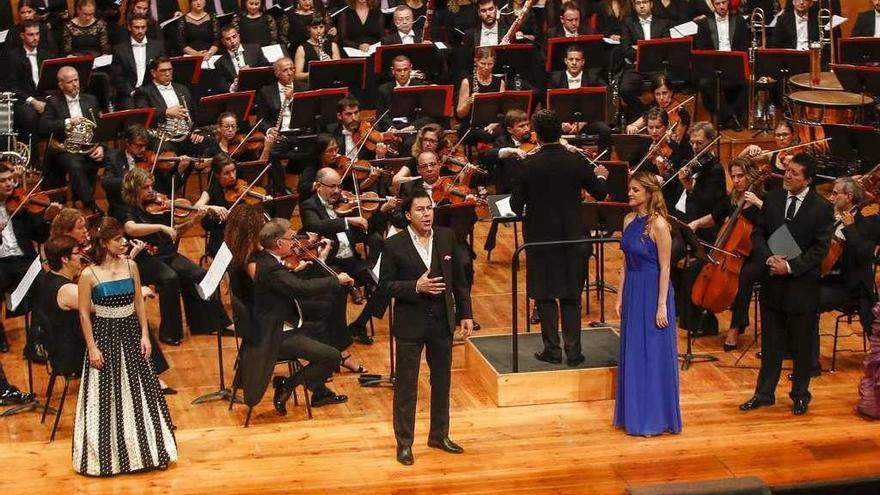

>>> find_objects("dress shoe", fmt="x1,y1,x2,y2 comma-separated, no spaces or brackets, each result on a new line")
739,395,775,411
349,324,374,345
397,446,414,465
0,386,35,405
723,342,737,352
566,354,586,367
311,387,348,407
159,336,182,346
272,376,292,416
472,320,481,331
427,437,464,454
529,310,540,325
792,399,809,416
534,351,562,364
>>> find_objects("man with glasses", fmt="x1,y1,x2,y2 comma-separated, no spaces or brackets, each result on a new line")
103,124,151,220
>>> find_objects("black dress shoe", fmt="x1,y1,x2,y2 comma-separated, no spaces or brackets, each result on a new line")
397,446,414,465
427,437,464,454
0,387,35,405
534,351,562,364
792,399,809,416
159,336,182,346
566,355,586,367
739,395,775,411
348,324,374,345
472,320,481,331
723,342,737,352
272,376,292,416
311,389,348,407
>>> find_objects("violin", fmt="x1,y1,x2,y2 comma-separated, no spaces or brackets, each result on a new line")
136,150,211,171
335,155,391,181
518,132,539,153
228,130,266,158
431,177,488,207
224,179,272,206
4,186,67,215
820,163,880,275
143,191,200,218
332,190,390,216
281,236,325,268
353,120,400,156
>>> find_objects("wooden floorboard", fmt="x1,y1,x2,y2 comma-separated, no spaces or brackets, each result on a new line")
2,155,880,492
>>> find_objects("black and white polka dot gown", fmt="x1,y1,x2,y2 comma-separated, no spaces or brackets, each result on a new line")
72,277,178,476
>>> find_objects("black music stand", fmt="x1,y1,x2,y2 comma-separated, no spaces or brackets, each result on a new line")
374,43,439,76
612,134,653,167
754,48,810,94
236,67,275,93
691,50,749,134
93,108,155,143
490,43,539,90
194,91,256,128
635,37,692,82
169,55,202,85
38,56,96,91
831,64,880,99
290,87,349,134
545,35,605,72
308,59,367,90
546,87,607,124
389,85,453,125
838,37,880,66
581,201,628,324
822,124,880,173
471,90,532,129
599,160,629,203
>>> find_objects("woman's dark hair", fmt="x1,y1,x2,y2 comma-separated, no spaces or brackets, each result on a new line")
211,152,235,175
313,133,336,164
225,204,267,268
532,109,562,143
650,73,672,93
44,235,78,271
91,217,125,266
307,13,326,26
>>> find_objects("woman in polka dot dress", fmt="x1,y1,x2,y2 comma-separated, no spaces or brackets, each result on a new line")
73,217,177,476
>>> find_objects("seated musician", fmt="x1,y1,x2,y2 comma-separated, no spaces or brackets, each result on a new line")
377,55,425,133
455,47,506,143
103,124,151,221
0,161,61,353
739,121,799,191
217,24,270,92
336,0,384,54
38,66,105,214
813,177,880,366
330,95,389,160
546,44,613,156
252,218,351,415
852,1,880,37
625,73,690,146
693,0,749,131
636,107,692,176
391,124,449,194
477,109,531,194
617,0,673,123
293,13,341,85
299,133,340,202
3,2,58,54
111,13,166,110
205,112,264,163
256,57,306,196
770,0,818,51
460,0,511,74
120,168,232,346
382,5,424,45
4,19,56,170
686,157,766,351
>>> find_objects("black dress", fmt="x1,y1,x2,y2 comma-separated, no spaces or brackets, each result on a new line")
177,13,219,52
201,177,230,257
284,11,313,53
238,14,279,46
338,8,384,48
653,0,690,24
36,272,86,377
63,19,111,55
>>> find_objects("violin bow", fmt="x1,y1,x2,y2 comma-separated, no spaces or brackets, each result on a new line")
443,128,471,166
150,134,166,175
635,96,695,133
169,175,176,228
228,161,273,210
631,122,679,174
229,118,265,157
662,135,721,188
757,137,831,156
339,112,386,182
6,177,44,222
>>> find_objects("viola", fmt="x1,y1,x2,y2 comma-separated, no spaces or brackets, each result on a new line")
223,179,272,206
143,191,199,218
4,186,67,215
352,120,400,156
332,190,390,216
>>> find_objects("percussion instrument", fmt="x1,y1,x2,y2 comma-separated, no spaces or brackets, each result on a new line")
789,72,844,92
785,90,871,147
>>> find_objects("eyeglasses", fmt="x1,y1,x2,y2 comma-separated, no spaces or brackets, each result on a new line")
318,181,341,189
774,132,792,138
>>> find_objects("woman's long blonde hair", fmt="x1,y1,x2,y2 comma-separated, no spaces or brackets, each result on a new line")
629,170,669,236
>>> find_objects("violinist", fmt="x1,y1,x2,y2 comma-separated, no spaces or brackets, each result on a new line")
686,158,766,351
121,168,232,346
625,74,691,147
638,107,692,176
0,161,61,352
103,124,150,220
206,112,263,163
477,109,530,194
391,124,447,194
330,95,389,161
298,133,339,201
739,121,799,191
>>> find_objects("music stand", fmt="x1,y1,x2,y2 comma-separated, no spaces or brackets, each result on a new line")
691,50,749,132
612,134,652,166
545,35,606,72
309,59,367,90
389,85,453,125
580,201,628,323
754,48,810,93
38,56,96,91
169,55,202,85
635,37,692,82
236,67,275,93
838,37,880,66
598,160,629,203
471,90,532,129
374,43,439,76
93,108,155,143
194,91,256,128
489,43,539,90
822,124,880,173
546,87,607,124
290,87,349,134
830,64,880,99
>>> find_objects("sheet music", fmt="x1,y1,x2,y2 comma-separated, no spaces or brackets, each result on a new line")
496,196,515,217
200,54,222,70
670,21,698,38
93,54,113,68
825,15,847,31
261,44,285,63
343,42,381,58
160,13,183,29
196,242,232,300
0,30,8,44
9,257,41,311
434,41,448,50
602,37,620,45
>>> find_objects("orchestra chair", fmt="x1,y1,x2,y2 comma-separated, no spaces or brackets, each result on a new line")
829,302,868,372
40,366,78,442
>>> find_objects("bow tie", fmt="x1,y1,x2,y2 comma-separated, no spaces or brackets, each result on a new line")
132,41,146,47
423,183,432,190
715,15,727,22
640,18,652,25
26,50,37,57
66,96,79,104
484,27,497,34
568,77,581,84
157,84,174,91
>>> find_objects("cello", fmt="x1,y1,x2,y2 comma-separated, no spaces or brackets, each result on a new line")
690,164,775,314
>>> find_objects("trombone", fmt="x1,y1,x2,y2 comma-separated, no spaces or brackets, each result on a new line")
747,8,769,132
817,0,836,69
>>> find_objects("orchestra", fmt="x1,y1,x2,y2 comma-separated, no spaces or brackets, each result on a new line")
0,0,879,471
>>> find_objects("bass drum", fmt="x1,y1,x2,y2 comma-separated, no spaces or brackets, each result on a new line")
785,90,871,151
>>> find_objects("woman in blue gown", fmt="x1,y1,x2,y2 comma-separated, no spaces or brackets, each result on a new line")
613,170,682,436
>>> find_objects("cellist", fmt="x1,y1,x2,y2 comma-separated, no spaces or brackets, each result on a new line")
686,157,766,351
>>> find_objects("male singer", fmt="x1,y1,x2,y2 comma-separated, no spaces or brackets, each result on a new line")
379,188,473,466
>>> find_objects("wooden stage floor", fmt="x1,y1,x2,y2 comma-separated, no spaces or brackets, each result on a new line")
2,180,880,493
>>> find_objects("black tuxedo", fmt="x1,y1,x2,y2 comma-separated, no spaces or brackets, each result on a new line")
2,21,58,54
852,10,880,37
133,81,194,125
547,69,602,89
241,250,341,406
255,81,309,194
618,17,672,121
102,149,137,220
665,156,727,241
380,30,423,45
459,18,513,78
770,10,819,50
0,209,50,317
619,17,673,61
111,38,166,106
298,193,366,263
376,79,426,130
694,15,750,52
694,15,750,123
751,187,834,404
3,47,54,103
215,44,271,91
379,226,472,448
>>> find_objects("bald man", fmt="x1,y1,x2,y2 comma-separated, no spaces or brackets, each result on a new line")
38,66,105,213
